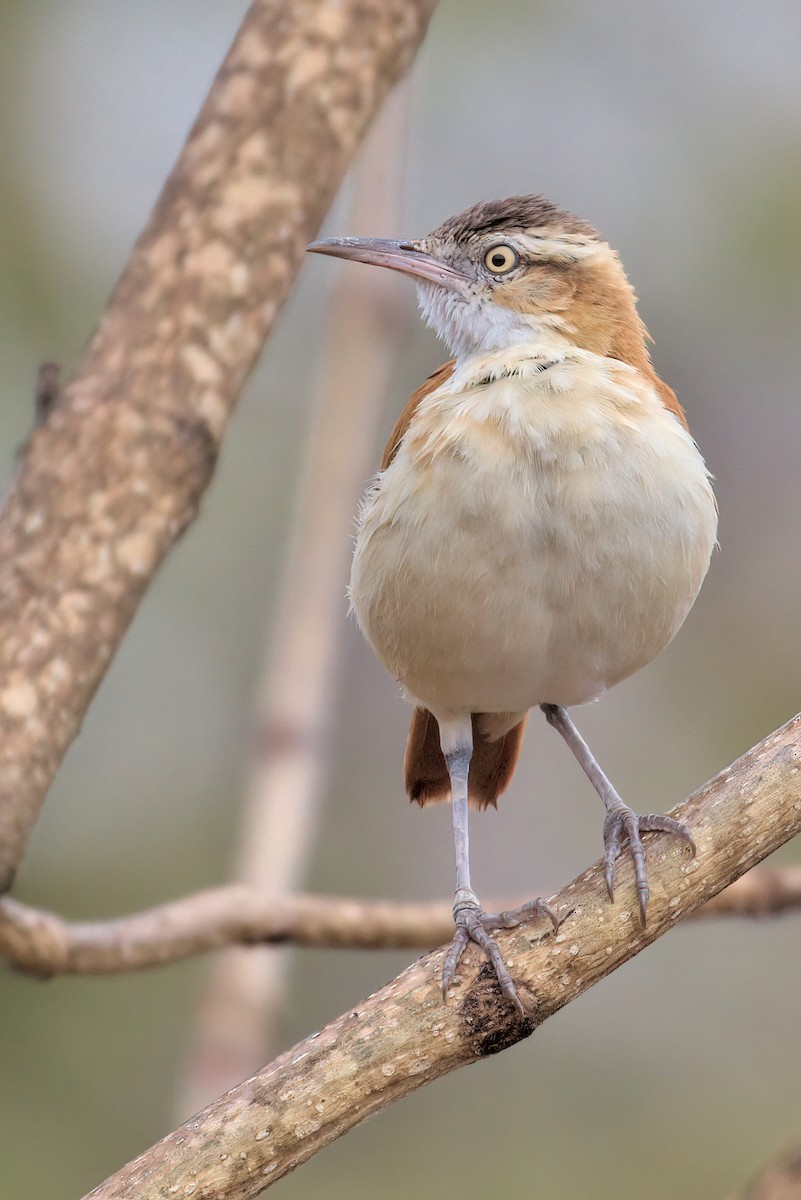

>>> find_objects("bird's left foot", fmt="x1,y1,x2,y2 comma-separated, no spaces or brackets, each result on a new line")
602,805,696,924
441,892,559,1016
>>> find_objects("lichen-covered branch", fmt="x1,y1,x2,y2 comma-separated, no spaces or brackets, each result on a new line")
3,862,801,979
0,0,437,892
84,714,801,1199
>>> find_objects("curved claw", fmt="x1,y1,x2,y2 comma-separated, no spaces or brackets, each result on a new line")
441,925,470,999
483,897,561,934
602,808,695,925
441,898,554,1016
442,904,525,1016
640,813,697,857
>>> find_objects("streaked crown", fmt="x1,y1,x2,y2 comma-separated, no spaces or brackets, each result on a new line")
309,194,651,368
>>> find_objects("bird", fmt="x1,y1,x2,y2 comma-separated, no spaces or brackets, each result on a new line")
307,195,717,1015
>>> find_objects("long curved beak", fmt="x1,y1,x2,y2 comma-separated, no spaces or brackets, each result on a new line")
307,237,469,292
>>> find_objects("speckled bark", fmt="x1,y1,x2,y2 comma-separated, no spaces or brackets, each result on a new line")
84,714,801,1199
0,0,437,891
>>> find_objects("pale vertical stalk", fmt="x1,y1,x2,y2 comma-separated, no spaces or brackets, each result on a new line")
177,85,412,1116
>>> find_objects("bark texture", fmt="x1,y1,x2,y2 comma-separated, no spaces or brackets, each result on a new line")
0,0,437,891
84,714,801,1199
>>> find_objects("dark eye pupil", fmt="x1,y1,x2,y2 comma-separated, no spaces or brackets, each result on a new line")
491,253,506,268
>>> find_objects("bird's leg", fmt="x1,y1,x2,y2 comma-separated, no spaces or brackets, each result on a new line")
541,704,695,925
439,720,557,1015
441,737,526,1014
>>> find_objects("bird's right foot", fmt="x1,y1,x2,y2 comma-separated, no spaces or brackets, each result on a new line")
441,892,559,1017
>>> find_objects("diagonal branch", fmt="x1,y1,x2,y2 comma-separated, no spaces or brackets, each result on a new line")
0,0,438,893
3,862,801,978
84,713,801,1199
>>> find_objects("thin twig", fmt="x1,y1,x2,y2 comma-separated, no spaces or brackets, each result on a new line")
33,361,61,425
693,864,801,918
82,713,801,1198
2,863,800,978
0,0,438,893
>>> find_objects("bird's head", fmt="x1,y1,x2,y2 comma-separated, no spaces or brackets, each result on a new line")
308,195,649,367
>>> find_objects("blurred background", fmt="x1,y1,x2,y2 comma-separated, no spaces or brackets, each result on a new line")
1,1,801,1196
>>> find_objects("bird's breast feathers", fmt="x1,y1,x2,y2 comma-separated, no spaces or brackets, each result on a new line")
350,346,717,714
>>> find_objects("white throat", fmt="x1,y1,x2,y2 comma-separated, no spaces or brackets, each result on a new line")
416,281,569,363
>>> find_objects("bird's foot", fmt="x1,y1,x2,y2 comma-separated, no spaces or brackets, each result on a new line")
441,891,559,1016
602,805,696,925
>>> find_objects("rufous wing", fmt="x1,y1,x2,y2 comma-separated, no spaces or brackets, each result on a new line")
381,359,456,470
404,707,528,811
652,376,689,431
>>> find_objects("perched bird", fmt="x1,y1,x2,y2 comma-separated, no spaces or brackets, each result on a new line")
308,195,717,1014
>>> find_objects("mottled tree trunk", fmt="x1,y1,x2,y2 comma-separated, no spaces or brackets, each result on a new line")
0,0,437,891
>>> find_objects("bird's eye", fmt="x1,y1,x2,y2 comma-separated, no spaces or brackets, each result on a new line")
483,244,519,275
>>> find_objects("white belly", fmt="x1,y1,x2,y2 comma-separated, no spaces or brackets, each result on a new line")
350,357,717,718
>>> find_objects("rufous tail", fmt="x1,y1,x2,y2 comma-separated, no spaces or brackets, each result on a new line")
404,707,527,811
